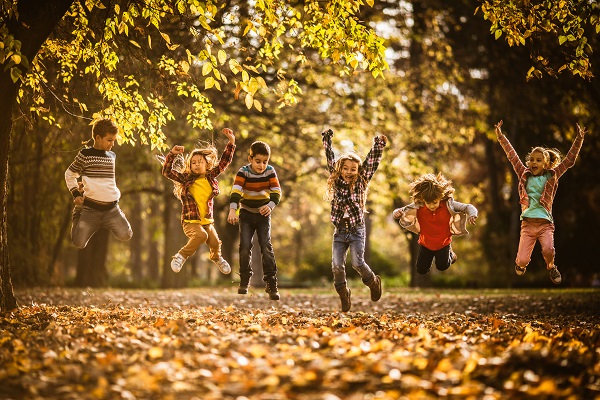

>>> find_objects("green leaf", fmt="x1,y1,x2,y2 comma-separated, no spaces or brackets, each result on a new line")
494,30,502,40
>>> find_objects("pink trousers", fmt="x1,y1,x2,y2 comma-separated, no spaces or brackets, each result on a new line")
515,219,555,269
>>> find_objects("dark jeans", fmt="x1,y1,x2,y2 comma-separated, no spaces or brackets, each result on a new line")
416,244,453,275
238,209,277,283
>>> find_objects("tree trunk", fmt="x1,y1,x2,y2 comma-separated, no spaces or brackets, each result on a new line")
0,0,75,311
75,229,109,287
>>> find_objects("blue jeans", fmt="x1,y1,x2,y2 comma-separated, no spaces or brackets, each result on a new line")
71,204,133,249
238,209,277,282
331,223,375,288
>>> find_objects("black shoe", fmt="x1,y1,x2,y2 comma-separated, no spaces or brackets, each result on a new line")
238,285,249,294
265,278,280,300
335,285,351,312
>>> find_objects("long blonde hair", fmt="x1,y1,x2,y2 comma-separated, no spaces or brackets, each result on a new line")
173,143,218,199
324,152,369,208
526,146,562,170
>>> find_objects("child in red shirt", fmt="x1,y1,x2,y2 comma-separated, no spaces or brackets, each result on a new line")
393,173,478,274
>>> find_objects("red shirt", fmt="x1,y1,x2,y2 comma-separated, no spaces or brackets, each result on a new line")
416,200,452,250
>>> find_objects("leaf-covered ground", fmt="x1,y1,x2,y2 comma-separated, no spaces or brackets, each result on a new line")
1,287,599,399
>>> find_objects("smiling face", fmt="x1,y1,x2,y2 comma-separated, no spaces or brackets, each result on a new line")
527,150,547,176
341,159,359,183
190,154,208,176
93,133,117,151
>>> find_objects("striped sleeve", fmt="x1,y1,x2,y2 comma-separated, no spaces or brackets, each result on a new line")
65,151,84,197
498,134,526,177
268,167,281,207
229,168,247,209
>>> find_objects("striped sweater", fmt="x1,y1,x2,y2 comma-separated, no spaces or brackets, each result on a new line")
65,147,120,202
229,164,282,212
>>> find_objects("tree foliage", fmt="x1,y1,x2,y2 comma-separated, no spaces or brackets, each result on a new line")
478,0,600,80
8,0,389,149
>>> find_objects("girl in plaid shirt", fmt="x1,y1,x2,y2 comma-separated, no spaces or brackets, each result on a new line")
162,128,236,274
495,120,586,284
322,128,387,312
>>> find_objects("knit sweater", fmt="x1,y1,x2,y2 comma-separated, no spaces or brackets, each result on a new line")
229,164,282,212
65,147,120,203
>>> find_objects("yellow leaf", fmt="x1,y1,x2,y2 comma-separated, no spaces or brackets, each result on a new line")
11,54,21,64
229,59,241,74
205,77,215,89
253,99,262,112
245,94,253,109
218,49,226,65
202,62,212,76
160,32,171,44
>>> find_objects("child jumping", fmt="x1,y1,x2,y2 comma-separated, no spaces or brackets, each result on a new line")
65,118,133,248
322,128,387,312
495,120,586,284
227,141,282,300
393,172,478,275
162,128,236,274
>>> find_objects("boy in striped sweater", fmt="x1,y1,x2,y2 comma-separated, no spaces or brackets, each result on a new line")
227,141,282,300
65,118,133,249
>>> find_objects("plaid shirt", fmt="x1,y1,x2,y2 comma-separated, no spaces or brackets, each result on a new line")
498,134,584,215
323,129,386,228
162,142,236,223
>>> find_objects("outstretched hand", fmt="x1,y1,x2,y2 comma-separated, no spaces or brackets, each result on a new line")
494,120,503,138
576,123,587,138
222,128,235,144
468,216,477,225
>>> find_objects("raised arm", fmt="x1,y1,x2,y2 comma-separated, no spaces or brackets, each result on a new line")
361,135,387,182
322,129,336,173
495,120,526,177
554,124,586,177
210,128,236,177
162,145,186,182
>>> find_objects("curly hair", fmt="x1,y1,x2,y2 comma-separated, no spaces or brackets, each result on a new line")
173,143,218,199
324,152,369,208
526,146,562,170
409,172,455,203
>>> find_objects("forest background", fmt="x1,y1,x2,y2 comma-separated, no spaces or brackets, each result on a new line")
3,0,600,299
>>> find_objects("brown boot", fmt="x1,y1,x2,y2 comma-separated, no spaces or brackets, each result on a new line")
366,275,382,302
335,285,351,312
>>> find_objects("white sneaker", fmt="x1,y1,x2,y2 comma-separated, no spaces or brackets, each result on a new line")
170,253,186,273
213,257,231,274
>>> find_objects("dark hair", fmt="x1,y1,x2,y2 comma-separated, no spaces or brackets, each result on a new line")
249,141,271,157
92,119,119,139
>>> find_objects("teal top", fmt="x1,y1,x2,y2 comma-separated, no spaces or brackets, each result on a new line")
521,172,553,222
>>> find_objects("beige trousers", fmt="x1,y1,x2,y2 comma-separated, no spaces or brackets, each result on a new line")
179,222,222,261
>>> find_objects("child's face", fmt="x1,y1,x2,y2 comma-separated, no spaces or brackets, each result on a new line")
93,133,117,151
424,198,442,211
341,159,359,183
190,154,208,176
527,151,546,176
248,154,270,174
